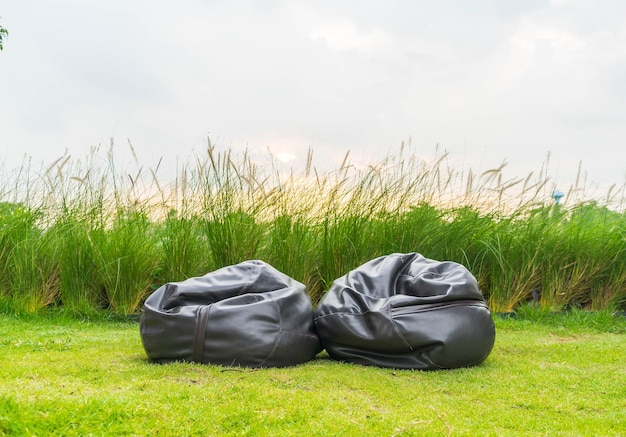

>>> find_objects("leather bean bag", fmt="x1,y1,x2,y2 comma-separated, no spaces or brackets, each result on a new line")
140,260,322,367
314,253,495,369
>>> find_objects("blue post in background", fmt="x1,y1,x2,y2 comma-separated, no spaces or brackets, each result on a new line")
551,189,564,217
551,190,564,205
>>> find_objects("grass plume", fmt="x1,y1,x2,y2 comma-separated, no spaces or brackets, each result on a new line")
0,141,624,315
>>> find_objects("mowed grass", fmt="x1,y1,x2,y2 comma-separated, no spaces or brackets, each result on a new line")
1,312,625,436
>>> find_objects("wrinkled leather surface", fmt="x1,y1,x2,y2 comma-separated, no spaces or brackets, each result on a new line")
314,253,495,369
140,260,322,367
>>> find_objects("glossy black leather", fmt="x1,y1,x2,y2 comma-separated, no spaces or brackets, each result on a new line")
140,260,322,367
314,253,495,369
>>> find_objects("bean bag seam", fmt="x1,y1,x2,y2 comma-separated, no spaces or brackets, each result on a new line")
387,306,414,352
239,263,256,295
278,329,320,339
313,311,374,320
192,304,212,362
258,295,282,367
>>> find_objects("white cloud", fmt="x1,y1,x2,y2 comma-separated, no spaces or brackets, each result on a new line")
309,17,391,54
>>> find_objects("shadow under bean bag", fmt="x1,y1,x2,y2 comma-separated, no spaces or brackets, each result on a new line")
140,260,322,367
314,253,495,370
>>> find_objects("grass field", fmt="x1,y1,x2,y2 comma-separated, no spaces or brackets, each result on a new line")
1,145,625,435
1,310,625,436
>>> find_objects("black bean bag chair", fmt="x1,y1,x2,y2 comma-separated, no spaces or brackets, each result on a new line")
140,260,322,367
314,253,495,369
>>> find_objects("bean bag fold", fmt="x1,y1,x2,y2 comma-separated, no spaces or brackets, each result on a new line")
140,260,322,367
313,253,495,369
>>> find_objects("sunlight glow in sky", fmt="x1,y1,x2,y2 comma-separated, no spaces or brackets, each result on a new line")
1,0,625,196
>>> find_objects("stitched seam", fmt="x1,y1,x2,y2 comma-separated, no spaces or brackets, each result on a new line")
278,329,319,339
313,311,373,320
192,305,211,362
258,295,282,367
388,306,414,351
238,263,256,295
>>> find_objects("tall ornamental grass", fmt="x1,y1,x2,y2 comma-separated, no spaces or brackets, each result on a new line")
0,142,624,315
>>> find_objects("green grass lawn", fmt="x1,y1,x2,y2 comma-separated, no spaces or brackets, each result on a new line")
1,312,625,436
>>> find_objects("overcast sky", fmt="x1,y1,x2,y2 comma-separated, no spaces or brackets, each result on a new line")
1,0,625,195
